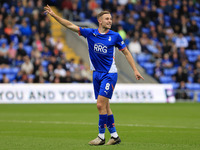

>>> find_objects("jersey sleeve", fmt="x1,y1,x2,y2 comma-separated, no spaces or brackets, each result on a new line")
116,33,126,51
79,27,92,38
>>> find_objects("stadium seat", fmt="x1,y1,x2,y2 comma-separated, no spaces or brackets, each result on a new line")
186,36,191,41
164,15,171,22
171,83,180,89
188,55,198,63
159,76,174,83
146,69,154,75
186,83,200,90
6,74,16,82
185,50,200,63
142,28,150,34
142,62,156,70
0,74,2,80
188,76,194,83
11,67,20,75
24,45,33,56
1,68,12,74
195,36,200,43
164,68,177,76
137,54,151,63
41,60,49,68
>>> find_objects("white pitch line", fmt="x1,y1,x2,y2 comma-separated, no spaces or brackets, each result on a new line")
0,120,199,130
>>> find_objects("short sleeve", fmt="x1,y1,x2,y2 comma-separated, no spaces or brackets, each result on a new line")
79,27,92,38
116,33,126,51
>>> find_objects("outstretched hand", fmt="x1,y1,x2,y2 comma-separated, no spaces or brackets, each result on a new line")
134,70,144,80
44,5,54,16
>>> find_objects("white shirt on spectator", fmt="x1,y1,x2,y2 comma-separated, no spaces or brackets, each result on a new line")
118,0,128,5
54,68,66,77
175,36,188,48
21,62,34,74
128,40,142,54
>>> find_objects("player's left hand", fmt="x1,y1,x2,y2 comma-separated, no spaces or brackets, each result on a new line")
134,70,144,80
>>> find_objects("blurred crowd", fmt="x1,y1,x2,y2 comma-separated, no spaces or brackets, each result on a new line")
59,0,200,79
58,0,200,99
0,0,200,99
0,0,92,84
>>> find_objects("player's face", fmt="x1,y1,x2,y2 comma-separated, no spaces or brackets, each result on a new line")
100,14,112,29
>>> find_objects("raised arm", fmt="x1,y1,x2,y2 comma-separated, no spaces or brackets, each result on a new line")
44,5,79,33
122,48,144,80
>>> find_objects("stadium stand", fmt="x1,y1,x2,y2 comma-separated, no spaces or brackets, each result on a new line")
55,0,200,100
0,0,91,84
0,0,200,100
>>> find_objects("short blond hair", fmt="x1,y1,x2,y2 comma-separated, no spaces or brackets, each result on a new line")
97,11,111,20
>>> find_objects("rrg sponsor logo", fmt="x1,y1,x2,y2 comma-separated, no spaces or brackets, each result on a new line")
94,43,107,54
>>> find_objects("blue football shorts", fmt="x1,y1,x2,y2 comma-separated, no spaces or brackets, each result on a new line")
93,71,118,99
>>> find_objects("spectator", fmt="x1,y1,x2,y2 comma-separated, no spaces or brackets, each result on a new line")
25,0,34,15
175,33,188,48
39,20,49,37
72,67,82,83
0,42,8,57
154,60,163,81
138,11,149,28
194,61,200,83
65,58,77,73
21,56,34,75
149,5,158,22
188,20,199,34
123,17,135,33
175,81,189,99
31,10,40,30
161,53,173,69
162,40,172,55
47,63,55,82
171,52,180,68
27,75,34,83
128,38,142,57
19,19,32,37
178,47,187,63
33,58,41,74
0,42,9,68
180,16,189,35
81,65,92,83
174,66,188,83
118,0,128,6
188,35,197,50
42,46,52,60
7,42,17,64
55,37,63,51
32,33,44,52
17,42,27,58
65,70,73,83
164,0,173,15
54,63,66,78
0,74,9,83
35,65,48,81
102,0,112,11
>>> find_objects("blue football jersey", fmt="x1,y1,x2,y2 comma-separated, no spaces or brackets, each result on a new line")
79,27,126,73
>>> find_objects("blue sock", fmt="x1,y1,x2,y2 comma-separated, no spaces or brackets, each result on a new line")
107,114,117,134
98,114,107,134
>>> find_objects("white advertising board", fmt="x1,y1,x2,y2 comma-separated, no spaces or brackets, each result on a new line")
0,84,175,104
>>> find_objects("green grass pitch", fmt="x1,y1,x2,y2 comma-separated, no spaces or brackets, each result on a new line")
0,103,200,150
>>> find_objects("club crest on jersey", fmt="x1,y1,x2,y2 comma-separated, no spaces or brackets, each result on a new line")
94,43,107,54
108,36,111,41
